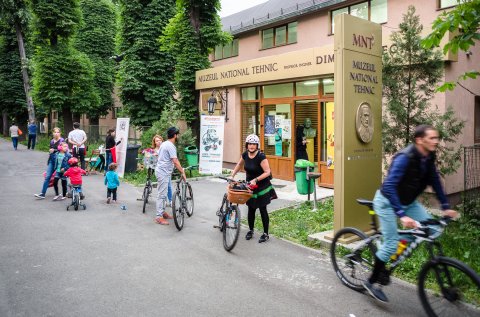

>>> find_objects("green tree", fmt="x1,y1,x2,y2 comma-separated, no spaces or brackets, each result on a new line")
383,6,464,176
423,0,480,92
29,0,99,133
117,0,175,127
0,22,27,134
0,0,35,122
75,0,117,133
160,0,230,131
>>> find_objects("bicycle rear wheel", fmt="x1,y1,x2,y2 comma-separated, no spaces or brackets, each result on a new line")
142,185,150,214
172,192,184,231
223,205,240,252
418,256,480,317
74,193,79,211
330,227,377,292
185,183,194,217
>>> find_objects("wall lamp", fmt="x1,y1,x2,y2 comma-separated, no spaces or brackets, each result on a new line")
207,89,229,121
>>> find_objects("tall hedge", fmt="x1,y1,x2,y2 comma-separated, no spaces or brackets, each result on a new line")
117,0,176,127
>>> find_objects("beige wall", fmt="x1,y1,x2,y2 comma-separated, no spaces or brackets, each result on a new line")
203,0,478,195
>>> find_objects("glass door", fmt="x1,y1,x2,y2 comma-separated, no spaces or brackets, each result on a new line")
262,102,293,180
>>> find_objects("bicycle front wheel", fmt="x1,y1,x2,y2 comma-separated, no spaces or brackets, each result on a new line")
223,205,240,252
185,183,194,217
142,185,150,214
330,227,377,292
418,256,480,317
172,192,184,231
74,194,79,211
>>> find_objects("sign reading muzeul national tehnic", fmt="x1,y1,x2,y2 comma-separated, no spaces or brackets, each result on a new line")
331,14,382,238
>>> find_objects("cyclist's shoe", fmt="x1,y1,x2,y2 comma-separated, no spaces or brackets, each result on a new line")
107,197,111,204
155,217,169,225
59,196,66,200
363,281,389,303
67,192,72,198
162,212,173,219
245,230,254,240
53,195,61,201
259,233,269,243
34,194,45,199
166,201,172,207
80,193,85,200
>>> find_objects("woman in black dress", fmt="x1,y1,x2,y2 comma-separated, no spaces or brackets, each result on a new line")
231,134,277,243
105,128,122,173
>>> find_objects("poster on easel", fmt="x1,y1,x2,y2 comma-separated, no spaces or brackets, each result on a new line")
115,118,130,177
326,102,335,170
199,115,225,175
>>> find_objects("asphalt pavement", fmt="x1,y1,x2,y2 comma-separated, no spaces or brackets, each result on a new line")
0,138,429,317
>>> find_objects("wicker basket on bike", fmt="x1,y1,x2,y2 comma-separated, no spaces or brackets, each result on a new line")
227,182,253,204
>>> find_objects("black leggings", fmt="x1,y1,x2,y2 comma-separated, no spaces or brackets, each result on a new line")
248,205,269,234
53,178,67,196
107,188,117,201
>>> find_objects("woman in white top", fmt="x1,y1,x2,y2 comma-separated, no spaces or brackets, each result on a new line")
9,122,19,150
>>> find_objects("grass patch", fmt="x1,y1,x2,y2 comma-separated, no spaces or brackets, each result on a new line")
246,198,334,248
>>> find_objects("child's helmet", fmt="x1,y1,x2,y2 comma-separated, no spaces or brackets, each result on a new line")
68,157,79,166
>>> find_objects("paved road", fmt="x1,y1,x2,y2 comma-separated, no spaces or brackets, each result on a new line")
0,138,427,317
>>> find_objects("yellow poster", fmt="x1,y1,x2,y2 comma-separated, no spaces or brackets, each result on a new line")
326,102,334,170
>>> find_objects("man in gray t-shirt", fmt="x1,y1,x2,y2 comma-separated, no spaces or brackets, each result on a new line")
155,127,186,225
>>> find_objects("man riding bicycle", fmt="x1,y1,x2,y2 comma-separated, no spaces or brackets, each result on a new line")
364,125,458,303
154,127,186,225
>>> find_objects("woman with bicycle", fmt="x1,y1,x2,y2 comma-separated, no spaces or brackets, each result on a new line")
364,125,458,303
231,134,277,243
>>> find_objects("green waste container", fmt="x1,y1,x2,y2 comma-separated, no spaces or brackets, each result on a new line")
294,159,315,195
184,145,199,167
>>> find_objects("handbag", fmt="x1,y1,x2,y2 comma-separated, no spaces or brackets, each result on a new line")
18,128,23,136
42,170,57,188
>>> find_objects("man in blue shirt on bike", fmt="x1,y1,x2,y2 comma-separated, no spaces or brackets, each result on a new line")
364,125,458,303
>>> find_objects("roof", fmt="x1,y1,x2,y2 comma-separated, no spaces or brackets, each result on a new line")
221,0,347,35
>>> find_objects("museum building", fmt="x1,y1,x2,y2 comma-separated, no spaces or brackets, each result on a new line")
195,0,480,195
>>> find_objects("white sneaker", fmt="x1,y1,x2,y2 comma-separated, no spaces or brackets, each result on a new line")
53,195,60,201
34,194,45,199
166,201,172,207
59,196,66,200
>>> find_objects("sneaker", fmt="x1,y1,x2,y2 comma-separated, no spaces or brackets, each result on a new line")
166,201,172,207
162,212,173,219
259,233,269,243
59,196,66,200
80,193,85,199
67,192,72,198
363,281,389,303
155,217,169,225
34,194,45,199
107,197,111,204
245,230,254,240
52,195,61,201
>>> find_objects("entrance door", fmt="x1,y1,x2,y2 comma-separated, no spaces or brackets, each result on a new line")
319,101,334,187
261,102,293,180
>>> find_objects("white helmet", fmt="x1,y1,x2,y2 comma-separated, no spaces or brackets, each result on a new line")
245,134,260,144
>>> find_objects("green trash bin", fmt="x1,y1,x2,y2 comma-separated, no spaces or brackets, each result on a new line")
294,159,315,195
184,145,199,167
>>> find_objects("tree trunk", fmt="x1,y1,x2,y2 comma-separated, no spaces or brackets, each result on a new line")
2,110,8,136
14,22,35,123
72,113,81,124
62,107,74,135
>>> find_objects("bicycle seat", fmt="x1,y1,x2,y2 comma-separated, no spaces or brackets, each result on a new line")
72,185,82,188
357,198,373,209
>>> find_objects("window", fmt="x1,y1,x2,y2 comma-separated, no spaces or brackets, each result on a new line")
262,22,298,49
263,83,293,98
296,80,319,96
439,0,465,9
213,39,239,60
112,107,120,119
241,87,259,100
331,0,387,34
322,78,334,95
475,96,480,144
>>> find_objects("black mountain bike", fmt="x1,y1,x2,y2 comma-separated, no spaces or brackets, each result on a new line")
214,177,246,252
171,166,195,231
141,167,155,214
330,199,480,317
